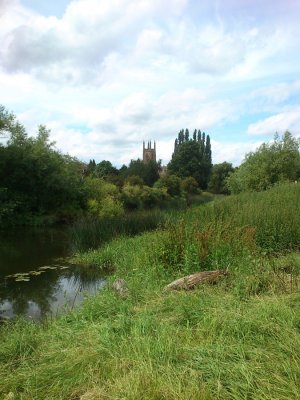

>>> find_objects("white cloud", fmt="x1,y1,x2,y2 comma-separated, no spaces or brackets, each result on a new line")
246,80,300,113
247,106,300,136
212,139,263,166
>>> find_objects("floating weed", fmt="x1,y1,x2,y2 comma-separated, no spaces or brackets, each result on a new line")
15,277,30,282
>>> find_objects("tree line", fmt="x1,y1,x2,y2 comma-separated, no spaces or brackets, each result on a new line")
1,104,299,226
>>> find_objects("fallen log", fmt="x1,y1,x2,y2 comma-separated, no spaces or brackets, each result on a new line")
164,270,228,291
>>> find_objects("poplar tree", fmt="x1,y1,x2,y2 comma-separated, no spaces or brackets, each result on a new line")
168,129,212,189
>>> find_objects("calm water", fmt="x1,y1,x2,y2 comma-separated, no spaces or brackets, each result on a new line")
0,227,105,321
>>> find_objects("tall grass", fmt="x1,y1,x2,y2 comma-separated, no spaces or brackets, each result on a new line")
69,210,165,252
183,183,300,252
1,183,299,399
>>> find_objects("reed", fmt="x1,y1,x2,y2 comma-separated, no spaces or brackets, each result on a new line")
69,210,165,252
1,183,299,400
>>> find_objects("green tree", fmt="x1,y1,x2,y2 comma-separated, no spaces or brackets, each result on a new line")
154,174,182,197
168,129,212,189
0,105,86,224
84,159,96,176
181,176,199,194
0,105,21,139
95,160,118,179
208,162,235,194
227,131,300,193
121,159,160,187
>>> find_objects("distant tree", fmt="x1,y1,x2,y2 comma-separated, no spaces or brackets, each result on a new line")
227,131,300,193
0,105,18,139
84,159,96,176
181,176,199,194
208,162,235,194
168,129,212,189
121,159,160,187
124,175,142,186
154,174,182,197
95,160,118,179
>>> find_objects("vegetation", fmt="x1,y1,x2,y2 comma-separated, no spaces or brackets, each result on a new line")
1,183,299,400
227,131,300,193
70,210,165,252
208,162,235,194
168,129,212,189
120,159,160,187
2,106,212,227
1,106,300,398
0,106,86,226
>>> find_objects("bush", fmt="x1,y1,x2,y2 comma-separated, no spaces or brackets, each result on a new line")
154,174,182,197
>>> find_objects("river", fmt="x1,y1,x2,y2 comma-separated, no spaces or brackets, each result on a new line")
0,227,105,321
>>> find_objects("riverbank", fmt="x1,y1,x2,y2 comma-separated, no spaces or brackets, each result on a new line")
1,184,299,399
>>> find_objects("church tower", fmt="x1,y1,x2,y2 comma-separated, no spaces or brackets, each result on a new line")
143,140,156,163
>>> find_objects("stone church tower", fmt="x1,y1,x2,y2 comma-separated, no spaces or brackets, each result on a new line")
143,140,156,163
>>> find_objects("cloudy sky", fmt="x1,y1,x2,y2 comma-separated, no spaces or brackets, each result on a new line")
1,0,300,166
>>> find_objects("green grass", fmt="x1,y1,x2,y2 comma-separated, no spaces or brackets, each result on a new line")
187,183,300,252
1,183,300,399
69,210,165,252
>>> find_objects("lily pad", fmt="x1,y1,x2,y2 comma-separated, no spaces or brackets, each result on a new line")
15,277,30,282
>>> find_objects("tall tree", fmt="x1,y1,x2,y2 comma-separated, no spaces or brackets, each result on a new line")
168,129,212,189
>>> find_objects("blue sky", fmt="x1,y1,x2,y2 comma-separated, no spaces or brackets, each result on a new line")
1,0,300,166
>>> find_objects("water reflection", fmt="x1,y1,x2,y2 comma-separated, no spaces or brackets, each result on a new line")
0,227,106,321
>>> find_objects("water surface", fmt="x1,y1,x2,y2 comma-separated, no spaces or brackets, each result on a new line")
0,227,105,320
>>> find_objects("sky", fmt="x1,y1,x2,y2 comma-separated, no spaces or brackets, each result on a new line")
1,0,300,167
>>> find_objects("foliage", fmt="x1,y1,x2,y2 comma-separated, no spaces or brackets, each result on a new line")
84,159,96,176
84,177,124,217
154,174,182,196
125,175,144,187
0,108,86,225
120,159,160,187
181,176,199,194
69,211,165,251
227,131,300,193
168,129,212,189
208,162,235,194
184,182,300,253
94,160,118,179
0,105,25,140
121,182,169,211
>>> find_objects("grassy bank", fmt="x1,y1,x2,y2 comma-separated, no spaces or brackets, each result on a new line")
0,183,299,400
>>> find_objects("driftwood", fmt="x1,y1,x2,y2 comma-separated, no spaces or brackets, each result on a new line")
164,270,228,291
112,278,129,297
